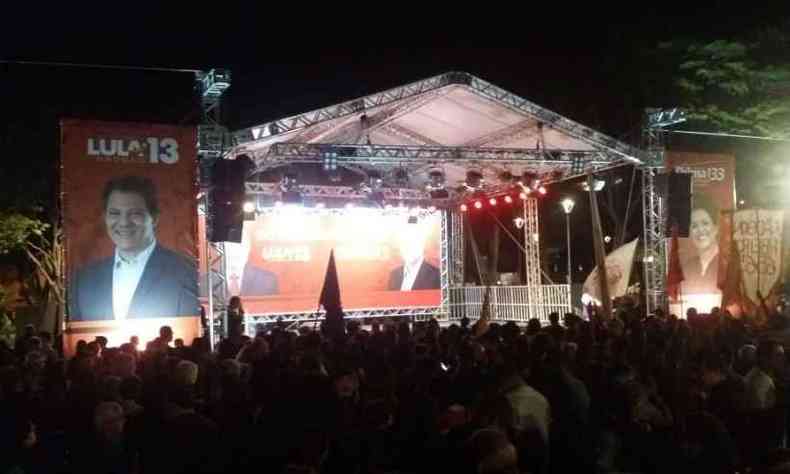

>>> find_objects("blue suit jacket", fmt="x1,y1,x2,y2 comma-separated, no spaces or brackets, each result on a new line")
69,245,199,321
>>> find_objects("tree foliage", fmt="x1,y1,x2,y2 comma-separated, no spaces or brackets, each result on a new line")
0,212,65,314
660,24,790,138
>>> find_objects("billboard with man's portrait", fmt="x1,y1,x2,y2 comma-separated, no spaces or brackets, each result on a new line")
197,207,441,315
62,120,199,351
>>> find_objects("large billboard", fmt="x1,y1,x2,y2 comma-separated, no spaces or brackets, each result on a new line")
199,207,441,314
62,120,199,350
666,151,736,314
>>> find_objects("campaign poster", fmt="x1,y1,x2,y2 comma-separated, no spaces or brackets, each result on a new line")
198,207,441,315
666,151,736,314
62,120,199,352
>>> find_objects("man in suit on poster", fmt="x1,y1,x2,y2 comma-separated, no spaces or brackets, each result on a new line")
388,221,440,291
69,176,199,321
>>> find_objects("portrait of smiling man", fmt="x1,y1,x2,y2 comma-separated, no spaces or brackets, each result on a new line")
69,175,199,321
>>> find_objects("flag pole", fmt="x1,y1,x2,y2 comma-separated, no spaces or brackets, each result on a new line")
588,173,612,318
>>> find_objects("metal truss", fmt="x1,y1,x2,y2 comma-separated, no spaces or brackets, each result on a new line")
523,197,543,320
235,73,463,143
245,182,428,201
640,108,685,314
254,142,620,172
440,210,450,318
450,210,465,286
196,69,233,159
642,167,667,315
195,69,233,347
234,72,644,162
243,306,442,329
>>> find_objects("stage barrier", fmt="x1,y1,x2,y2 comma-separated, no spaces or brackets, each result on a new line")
447,285,571,325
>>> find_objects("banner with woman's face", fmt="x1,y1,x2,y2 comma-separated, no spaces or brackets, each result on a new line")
666,152,736,314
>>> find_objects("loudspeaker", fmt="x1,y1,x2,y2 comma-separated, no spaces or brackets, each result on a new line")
209,156,252,243
665,172,692,236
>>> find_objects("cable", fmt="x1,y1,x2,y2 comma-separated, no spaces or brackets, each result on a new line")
668,129,790,143
0,60,200,74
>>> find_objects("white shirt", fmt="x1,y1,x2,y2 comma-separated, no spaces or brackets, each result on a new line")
401,257,424,291
113,240,157,320
744,366,776,410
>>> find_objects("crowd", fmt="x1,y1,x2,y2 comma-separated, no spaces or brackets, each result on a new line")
3,300,790,473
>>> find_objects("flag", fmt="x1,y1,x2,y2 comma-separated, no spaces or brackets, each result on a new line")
472,285,492,338
588,173,612,317
666,225,685,302
583,238,639,304
719,223,744,313
319,250,342,312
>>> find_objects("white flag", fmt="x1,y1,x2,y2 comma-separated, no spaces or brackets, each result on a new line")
733,209,783,304
583,238,639,303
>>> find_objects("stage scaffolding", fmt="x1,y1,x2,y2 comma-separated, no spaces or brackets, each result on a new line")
196,70,668,333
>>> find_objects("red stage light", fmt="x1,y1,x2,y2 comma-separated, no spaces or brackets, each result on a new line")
504,195,513,204
538,186,547,195
460,203,468,212
489,198,497,206
474,201,483,209
519,192,528,200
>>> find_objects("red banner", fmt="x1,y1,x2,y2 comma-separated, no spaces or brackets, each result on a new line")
666,152,736,314
62,120,199,350
198,208,441,314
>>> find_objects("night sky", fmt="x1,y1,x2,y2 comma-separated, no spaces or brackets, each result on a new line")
1,5,788,279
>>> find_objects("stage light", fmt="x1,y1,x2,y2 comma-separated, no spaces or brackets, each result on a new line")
514,217,525,229
504,195,513,204
474,201,483,209
581,179,605,192
489,198,497,206
521,171,539,190
274,200,283,207
465,170,484,189
394,168,410,187
328,169,343,183
538,186,547,195
429,189,450,199
315,202,325,209
242,201,255,213
427,169,445,188
499,171,516,183
345,202,355,209
460,203,468,212
560,198,575,214
384,204,394,210
519,192,528,200
604,235,612,243
428,205,437,212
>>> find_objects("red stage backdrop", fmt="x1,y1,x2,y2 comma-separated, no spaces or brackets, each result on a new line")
666,151,736,314
62,120,200,352
199,208,441,314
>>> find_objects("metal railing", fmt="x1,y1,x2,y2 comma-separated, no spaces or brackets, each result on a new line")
447,285,571,325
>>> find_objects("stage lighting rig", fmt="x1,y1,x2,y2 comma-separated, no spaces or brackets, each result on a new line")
426,169,450,199
464,170,484,190
280,170,303,204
